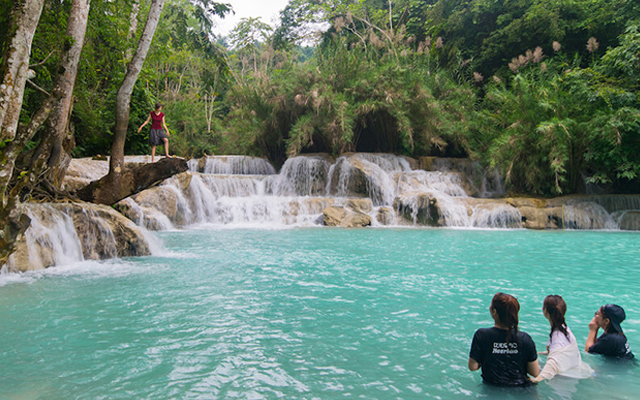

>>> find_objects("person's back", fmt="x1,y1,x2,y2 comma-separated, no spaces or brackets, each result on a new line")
468,292,539,386
589,331,634,359
470,326,537,386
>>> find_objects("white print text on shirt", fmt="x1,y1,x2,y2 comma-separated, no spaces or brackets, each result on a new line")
493,342,519,355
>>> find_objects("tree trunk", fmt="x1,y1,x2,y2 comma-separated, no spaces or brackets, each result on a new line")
76,157,188,205
0,0,45,208
0,0,44,142
28,0,91,189
0,0,45,267
110,0,165,177
126,0,141,61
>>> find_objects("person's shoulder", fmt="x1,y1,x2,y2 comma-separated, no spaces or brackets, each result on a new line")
472,327,495,338
598,332,622,342
517,330,535,342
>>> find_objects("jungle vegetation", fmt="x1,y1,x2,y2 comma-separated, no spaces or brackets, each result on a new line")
2,0,640,197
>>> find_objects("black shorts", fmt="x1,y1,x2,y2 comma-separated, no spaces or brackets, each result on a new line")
149,129,167,146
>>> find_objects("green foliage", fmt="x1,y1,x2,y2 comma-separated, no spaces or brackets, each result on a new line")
6,0,640,196
219,33,476,166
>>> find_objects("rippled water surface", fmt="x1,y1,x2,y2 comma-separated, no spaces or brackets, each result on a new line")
1,228,639,399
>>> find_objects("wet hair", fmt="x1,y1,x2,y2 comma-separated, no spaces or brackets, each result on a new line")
543,295,569,340
491,292,520,342
154,103,162,110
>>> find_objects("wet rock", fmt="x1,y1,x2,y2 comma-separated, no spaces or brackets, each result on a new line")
619,211,640,231
132,186,179,221
4,202,150,273
394,192,441,226
345,198,373,214
323,206,371,227
376,207,395,225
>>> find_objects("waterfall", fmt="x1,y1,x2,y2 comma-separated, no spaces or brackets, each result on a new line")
22,204,86,269
562,202,619,230
428,157,506,198
123,153,529,229
188,155,277,175
470,203,522,229
112,153,640,231
269,155,331,196
326,154,405,206
2,203,157,273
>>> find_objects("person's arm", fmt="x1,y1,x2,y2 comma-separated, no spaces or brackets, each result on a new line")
468,357,481,371
162,115,170,136
585,317,599,352
138,114,151,132
527,359,540,378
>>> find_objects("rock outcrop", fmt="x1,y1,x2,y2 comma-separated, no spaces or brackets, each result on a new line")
323,206,372,227
3,202,151,273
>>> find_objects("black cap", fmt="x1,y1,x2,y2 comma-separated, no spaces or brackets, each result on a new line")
602,304,626,333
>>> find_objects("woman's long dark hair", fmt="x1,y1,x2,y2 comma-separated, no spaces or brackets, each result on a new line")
491,292,520,342
543,295,569,340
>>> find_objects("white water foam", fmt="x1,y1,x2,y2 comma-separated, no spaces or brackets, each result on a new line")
189,155,277,175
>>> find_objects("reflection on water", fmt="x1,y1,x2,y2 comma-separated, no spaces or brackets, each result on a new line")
0,228,639,399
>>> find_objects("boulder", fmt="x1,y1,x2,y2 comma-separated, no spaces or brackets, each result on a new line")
345,198,373,214
376,207,395,225
323,206,371,227
132,186,179,221
619,211,640,231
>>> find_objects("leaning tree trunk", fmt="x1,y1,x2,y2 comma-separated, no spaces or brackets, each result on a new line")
0,0,45,208
27,0,91,189
110,0,165,175
76,157,188,205
77,0,178,206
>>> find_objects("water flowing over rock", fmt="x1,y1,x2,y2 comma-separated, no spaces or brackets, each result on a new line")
327,153,412,206
3,202,155,273
268,154,331,196
420,157,506,198
188,155,277,175
65,154,640,231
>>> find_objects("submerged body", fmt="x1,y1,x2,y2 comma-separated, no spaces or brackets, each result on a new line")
533,295,593,382
470,326,538,386
468,292,539,386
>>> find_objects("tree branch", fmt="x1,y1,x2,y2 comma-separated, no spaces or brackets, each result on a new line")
26,79,51,96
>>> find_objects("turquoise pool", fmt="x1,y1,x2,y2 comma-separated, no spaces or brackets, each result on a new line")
1,228,638,399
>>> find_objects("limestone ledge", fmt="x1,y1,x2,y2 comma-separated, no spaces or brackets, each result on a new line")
4,202,151,273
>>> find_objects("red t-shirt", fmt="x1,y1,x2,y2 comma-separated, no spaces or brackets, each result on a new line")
150,112,164,129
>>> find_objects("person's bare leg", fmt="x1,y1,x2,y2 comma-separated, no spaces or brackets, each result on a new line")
163,138,171,157
151,145,156,163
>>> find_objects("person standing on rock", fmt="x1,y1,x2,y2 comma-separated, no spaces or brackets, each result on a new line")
138,103,172,162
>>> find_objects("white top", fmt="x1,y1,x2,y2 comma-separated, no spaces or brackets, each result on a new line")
547,326,575,353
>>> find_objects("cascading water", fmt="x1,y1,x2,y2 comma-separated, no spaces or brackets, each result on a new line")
124,153,527,229
561,202,619,230
188,155,277,175
268,155,331,197
3,203,159,273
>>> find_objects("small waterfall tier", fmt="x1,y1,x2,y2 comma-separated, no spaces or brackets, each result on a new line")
188,155,277,175
2,203,156,273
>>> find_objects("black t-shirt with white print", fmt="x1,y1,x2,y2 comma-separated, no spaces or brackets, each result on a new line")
469,326,538,386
